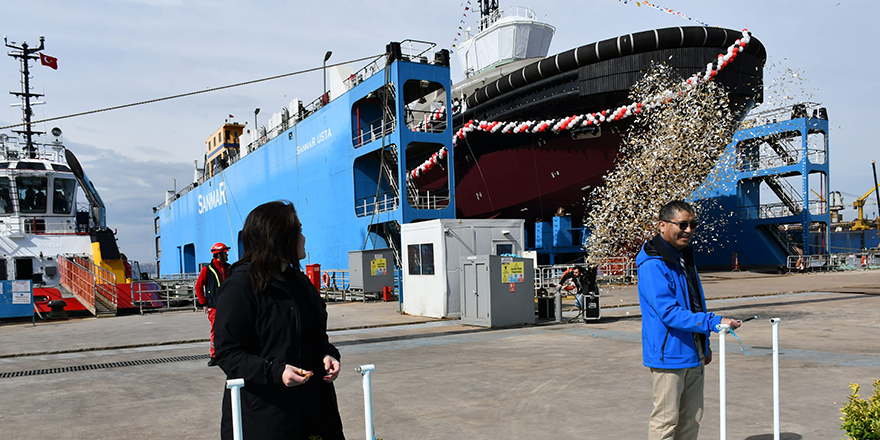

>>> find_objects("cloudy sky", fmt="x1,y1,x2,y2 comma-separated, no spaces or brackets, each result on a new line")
2,0,877,264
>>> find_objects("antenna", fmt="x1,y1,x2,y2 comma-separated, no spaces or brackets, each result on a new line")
5,36,47,159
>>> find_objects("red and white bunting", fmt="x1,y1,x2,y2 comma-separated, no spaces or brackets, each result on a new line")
449,29,751,147
411,106,447,132
408,146,448,180
408,29,752,182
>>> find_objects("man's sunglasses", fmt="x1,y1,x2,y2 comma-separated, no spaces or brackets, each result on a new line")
661,219,699,230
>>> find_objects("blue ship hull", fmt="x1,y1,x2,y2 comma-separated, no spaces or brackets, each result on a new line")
154,47,456,274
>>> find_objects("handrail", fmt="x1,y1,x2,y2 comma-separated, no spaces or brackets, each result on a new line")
355,191,399,217
407,189,451,210
57,254,118,315
58,255,96,315
353,117,397,148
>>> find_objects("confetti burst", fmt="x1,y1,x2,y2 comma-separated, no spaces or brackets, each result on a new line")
585,63,740,263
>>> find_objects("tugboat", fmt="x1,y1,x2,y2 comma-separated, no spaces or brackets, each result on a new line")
2,36,149,317
412,1,766,224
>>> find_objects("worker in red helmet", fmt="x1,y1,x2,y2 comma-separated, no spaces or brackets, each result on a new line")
195,242,232,366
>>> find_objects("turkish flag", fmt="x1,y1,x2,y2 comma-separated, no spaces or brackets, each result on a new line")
40,53,58,70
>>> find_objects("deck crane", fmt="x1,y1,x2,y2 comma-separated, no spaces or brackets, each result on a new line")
852,161,880,231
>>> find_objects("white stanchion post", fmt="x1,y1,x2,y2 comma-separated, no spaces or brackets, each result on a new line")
357,364,377,440
716,324,730,440
771,318,781,440
226,378,245,440
555,288,562,323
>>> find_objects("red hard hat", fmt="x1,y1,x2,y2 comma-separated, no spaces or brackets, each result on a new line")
211,242,230,254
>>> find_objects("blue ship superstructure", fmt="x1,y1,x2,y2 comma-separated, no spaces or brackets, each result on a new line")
693,103,833,268
154,42,455,274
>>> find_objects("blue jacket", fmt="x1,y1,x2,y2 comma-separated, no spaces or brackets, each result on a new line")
636,235,722,369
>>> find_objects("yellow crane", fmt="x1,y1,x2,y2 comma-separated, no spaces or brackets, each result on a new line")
853,160,880,231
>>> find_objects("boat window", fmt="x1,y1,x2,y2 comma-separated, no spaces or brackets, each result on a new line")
52,178,76,214
15,162,46,170
16,176,48,213
0,163,9,169
51,164,72,172
0,178,13,214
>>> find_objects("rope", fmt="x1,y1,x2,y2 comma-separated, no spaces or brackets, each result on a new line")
0,54,383,130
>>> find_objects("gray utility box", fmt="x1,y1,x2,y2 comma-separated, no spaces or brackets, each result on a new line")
348,249,395,294
460,255,535,328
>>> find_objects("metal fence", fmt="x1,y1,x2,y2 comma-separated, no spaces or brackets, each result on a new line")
535,258,638,295
318,269,399,302
786,251,880,272
131,274,198,314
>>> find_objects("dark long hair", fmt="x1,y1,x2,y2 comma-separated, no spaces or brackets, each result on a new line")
236,200,302,293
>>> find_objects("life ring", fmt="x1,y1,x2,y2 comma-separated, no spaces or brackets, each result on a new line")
796,257,805,272
322,271,331,287
861,255,868,268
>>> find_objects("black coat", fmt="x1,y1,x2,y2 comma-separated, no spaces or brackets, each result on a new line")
214,263,344,440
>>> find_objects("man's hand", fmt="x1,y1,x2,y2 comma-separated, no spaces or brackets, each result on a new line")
281,364,313,387
721,317,742,329
323,355,340,383
705,347,713,365
204,306,211,315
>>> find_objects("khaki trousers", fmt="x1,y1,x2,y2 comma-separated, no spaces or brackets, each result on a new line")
649,364,704,440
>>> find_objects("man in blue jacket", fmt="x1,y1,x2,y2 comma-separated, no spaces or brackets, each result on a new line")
637,201,741,440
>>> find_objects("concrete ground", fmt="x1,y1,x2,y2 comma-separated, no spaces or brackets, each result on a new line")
0,269,878,439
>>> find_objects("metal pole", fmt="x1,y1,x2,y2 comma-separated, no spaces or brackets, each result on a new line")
323,51,333,104
554,286,562,323
226,378,245,440
357,364,376,440
771,318,781,440
872,161,879,223
717,324,730,440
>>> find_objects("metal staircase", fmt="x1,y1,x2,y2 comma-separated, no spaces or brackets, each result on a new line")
58,255,118,317
764,175,803,215
766,134,800,166
758,224,801,256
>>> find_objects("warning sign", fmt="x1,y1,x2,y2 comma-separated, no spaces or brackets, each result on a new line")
371,258,387,276
501,262,524,283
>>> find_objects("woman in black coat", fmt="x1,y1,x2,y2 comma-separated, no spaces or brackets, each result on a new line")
214,200,344,439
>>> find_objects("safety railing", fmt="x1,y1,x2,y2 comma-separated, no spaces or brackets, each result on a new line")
319,269,398,302
786,251,880,272
57,254,118,315
353,117,396,148
597,257,637,284
535,258,637,295
0,139,68,163
131,275,198,314
407,189,451,210
355,192,399,217
739,200,826,220
320,269,351,301
406,107,447,133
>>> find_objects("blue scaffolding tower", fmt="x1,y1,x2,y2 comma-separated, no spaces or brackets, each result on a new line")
695,103,831,268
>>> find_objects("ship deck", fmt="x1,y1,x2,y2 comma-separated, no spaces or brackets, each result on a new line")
1,269,878,439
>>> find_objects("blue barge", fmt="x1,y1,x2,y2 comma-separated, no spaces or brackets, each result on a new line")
153,42,456,274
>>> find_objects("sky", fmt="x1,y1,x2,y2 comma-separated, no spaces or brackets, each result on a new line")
2,0,878,264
